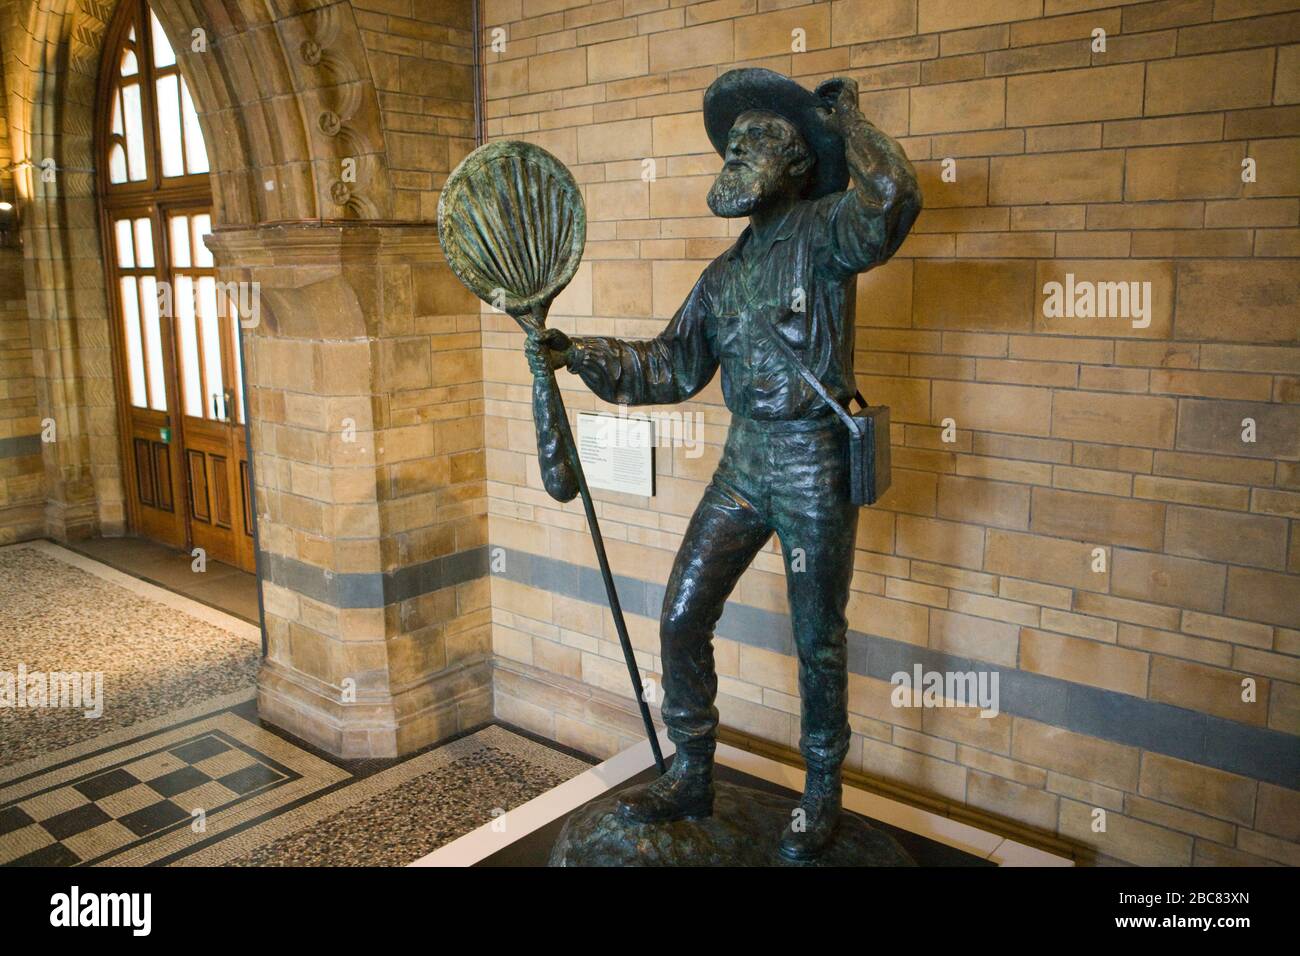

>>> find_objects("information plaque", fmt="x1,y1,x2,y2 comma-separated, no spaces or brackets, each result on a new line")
575,412,655,498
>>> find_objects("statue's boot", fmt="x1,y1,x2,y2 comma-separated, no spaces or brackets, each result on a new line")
778,765,842,861
617,751,714,823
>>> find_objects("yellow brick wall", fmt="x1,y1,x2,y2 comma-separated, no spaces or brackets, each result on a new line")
480,0,1300,865
0,246,40,545
0,55,43,546
354,0,478,220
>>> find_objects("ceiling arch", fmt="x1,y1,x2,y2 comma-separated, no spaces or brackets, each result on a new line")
4,0,395,225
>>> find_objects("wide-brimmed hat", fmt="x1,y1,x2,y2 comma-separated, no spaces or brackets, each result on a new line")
702,67,848,200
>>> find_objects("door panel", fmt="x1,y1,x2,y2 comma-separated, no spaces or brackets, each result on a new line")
112,209,186,548
186,448,209,522
169,209,255,572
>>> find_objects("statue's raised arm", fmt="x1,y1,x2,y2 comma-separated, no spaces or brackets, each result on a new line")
812,75,922,273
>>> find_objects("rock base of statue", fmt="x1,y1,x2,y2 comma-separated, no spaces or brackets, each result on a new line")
547,780,916,867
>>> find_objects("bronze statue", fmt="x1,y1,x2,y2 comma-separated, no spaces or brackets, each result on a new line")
438,139,669,778
527,68,921,860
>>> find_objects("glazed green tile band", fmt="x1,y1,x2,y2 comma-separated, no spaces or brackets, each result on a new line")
0,435,40,459
489,544,1300,793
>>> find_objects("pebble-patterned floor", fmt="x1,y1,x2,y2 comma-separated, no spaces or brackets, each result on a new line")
0,545,261,770
0,544,594,867
216,734,591,866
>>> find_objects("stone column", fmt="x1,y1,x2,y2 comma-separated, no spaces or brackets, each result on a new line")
12,2,126,543
0,239,46,544
22,199,106,542
207,223,490,757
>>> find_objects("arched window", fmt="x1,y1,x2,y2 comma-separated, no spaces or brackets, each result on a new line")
104,5,209,187
98,0,254,572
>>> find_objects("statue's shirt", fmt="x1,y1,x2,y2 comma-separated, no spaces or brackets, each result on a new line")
569,189,889,421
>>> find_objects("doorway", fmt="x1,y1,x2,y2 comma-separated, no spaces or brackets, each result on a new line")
96,0,255,572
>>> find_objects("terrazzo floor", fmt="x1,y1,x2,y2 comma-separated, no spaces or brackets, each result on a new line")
0,541,594,866
0,543,261,768
190,727,589,867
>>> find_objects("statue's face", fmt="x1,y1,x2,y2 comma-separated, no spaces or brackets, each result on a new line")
707,110,810,219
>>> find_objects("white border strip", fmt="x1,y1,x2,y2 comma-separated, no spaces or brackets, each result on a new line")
410,733,677,866
1,540,260,644
410,735,1072,867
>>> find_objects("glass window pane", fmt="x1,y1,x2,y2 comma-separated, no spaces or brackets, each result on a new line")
121,48,138,77
169,215,191,268
156,74,184,178
119,277,147,408
133,217,154,268
229,309,245,424
122,83,146,181
198,277,224,419
140,276,167,412
180,80,209,175
109,144,128,184
114,219,134,268
108,144,128,184
111,92,123,136
151,10,176,68
191,214,213,267
176,275,202,418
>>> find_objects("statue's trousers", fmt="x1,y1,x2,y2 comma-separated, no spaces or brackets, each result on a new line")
659,413,857,772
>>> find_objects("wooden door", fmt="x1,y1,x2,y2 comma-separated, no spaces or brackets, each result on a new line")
165,208,256,572
98,0,255,572
107,208,187,550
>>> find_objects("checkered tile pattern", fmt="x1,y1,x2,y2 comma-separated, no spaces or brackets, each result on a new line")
0,733,289,866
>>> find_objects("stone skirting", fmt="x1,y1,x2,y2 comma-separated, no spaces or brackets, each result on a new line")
493,655,659,761
0,502,44,546
491,655,1078,860
43,496,100,543
260,656,494,759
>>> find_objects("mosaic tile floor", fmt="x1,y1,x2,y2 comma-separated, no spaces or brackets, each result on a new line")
0,542,262,769
184,725,590,867
0,707,349,866
0,542,593,866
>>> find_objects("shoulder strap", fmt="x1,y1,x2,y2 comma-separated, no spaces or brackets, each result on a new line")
750,310,865,432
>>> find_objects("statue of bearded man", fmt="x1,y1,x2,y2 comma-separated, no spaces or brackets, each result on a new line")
528,68,921,860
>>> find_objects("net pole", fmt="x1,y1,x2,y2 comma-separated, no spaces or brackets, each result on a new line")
531,312,667,774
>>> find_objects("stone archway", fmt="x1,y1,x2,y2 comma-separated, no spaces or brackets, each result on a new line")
2,0,488,759
144,0,399,225
2,0,118,537
0,0,399,539
3,0,490,758
5,0,398,222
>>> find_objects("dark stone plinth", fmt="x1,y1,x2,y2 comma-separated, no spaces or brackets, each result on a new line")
548,781,916,867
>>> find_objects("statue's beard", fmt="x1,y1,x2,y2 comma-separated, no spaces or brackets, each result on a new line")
707,162,784,218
